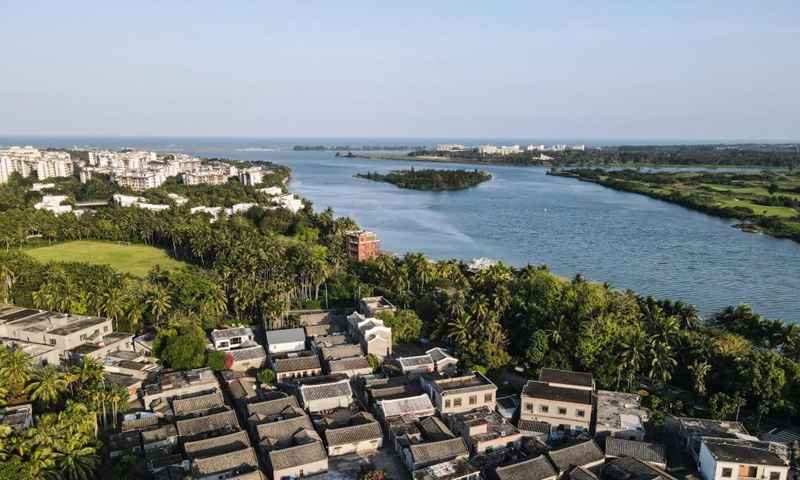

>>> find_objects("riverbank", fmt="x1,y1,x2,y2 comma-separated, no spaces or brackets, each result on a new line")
549,168,800,243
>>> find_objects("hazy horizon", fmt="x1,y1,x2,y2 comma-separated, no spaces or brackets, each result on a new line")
2,1,798,141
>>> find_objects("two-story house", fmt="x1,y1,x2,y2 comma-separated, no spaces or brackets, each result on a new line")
421,372,498,416
698,437,789,480
520,368,594,437
210,326,255,351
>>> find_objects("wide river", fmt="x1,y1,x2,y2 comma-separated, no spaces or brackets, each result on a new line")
4,136,799,322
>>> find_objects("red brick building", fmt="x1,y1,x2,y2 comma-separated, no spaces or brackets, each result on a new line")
344,230,380,260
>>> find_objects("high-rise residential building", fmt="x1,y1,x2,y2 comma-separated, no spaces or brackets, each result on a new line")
344,230,380,260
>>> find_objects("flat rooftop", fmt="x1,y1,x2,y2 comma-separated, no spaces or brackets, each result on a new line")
679,417,751,451
430,372,496,394
596,390,647,430
702,437,787,466
455,407,519,443
539,368,593,389
47,316,108,335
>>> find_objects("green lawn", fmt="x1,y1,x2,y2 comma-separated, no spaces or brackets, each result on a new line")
27,241,185,277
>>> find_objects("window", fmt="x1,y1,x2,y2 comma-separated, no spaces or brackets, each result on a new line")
558,407,567,415
770,473,780,480
576,409,586,418
103,326,108,332
469,395,477,405
453,398,462,407
49,339,56,345
231,337,242,345
484,393,493,403
540,405,549,413
80,334,87,341
722,468,732,478
445,400,451,409
525,403,533,412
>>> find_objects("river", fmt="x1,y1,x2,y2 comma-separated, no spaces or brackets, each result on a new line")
3,136,798,322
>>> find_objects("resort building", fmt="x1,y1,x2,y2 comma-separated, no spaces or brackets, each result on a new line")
344,230,380,260
238,166,267,186
182,168,228,186
113,168,167,191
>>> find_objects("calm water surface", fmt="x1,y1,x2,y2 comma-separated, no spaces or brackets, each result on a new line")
3,136,798,322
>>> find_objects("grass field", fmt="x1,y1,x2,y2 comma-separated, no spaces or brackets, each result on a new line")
27,241,185,277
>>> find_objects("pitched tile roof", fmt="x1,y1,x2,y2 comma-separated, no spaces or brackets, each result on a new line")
321,344,364,360
426,347,457,364
517,419,551,434
176,410,239,439
522,381,593,405
190,447,258,478
409,437,469,467
378,393,435,418
413,457,480,480
267,441,328,471
246,396,296,417
569,466,599,480
141,425,177,444
171,391,225,416
546,440,604,472
211,327,253,341
229,345,267,363
419,416,455,442
183,430,252,460
324,421,383,446
327,356,371,374
372,383,425,401
495,455,558,480
299,378,352,402
603,457,679,480
399,354,434,368
121,415,159,432
227,377,258,403
255,415,314,445
272,355,320,373
605,437,667,465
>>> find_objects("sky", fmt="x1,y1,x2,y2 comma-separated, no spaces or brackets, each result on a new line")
1,1,799,141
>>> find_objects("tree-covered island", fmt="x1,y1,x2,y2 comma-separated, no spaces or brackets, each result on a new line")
355,167,491,191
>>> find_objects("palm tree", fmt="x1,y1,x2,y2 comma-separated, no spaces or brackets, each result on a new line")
55,437,100,480
618,329,649,388
0,347,32,396
29,446,62,480
688,360,711,397
446,314,474,344
649,341,677,385
0,261,14,304
546,315,567,346
147,285,171,327
26,365,68,411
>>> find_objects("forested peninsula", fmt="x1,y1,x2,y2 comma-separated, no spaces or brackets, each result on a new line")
549,168,800,243
353,144,800,168
355,168,491,190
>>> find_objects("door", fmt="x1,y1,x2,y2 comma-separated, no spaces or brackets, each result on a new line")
738,465,757,478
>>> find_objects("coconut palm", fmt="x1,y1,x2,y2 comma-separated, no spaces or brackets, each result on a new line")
688,360,711,396
649,341,677,385
147,285,171,327
446,314,474,344
55,436,100,480
26,365,68,411
0,347,32,396
29,445,62,480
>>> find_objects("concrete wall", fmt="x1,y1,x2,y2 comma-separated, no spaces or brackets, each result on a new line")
519,398,591,433
437,390,496,415
268,341,306,354
328,437,382,456
272,458,328,480
276,368,322,380
307,395,350,413
698,442,788,480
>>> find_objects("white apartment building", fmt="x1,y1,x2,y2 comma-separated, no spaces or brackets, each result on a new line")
239,166,266,186
183,169,228,186
37,157,73,180
0,155,11,184
0,147,74,183
113,169,167,191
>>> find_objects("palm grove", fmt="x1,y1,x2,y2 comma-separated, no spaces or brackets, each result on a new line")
1,161,800,478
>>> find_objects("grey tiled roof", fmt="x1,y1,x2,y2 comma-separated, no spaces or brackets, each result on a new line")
539,368,593,388
268,441,328,471
496,455,558,480
176,410,239,439
183,430,252,460
322,344,364,360
211,327,253,340
141,425,177,444
546,440,604,472
409,437,469,467
399,354,434,368
229,345,267,362
327,356,371,374
227,377,258,403
246,396,296,417
272,355,320,373
517,419,551,434
255,415,314,445
300,379,352,402
324,421,383,446
569,466,599,480
190,447,258,478
121,415,159,432
413,457,479,480
605,437,667,465
604,457,679,480
171,390,224,416
378,393,435,418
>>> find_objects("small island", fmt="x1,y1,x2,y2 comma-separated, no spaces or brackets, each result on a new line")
355,167,491,191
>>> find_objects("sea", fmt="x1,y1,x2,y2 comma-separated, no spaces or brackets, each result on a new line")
2,136,798,323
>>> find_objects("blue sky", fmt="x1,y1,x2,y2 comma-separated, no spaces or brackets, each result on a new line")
1,1,798,141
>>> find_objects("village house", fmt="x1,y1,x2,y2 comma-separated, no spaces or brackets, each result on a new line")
360,374,425,412
190,447,260,480
399,354,436,375
183,430,252,461
546,440,605,478
360,296,397,317
517,419,552,442
0,404,34,431
405,437,471,472
450,406,522,455
520,369,594,437
495,395,519,420
254,412,329,480
602,457,678,480
413,458,481,480
170,390,226,418
326,356,373,377
678,417,754,465
595,390,648,442
320,343,364,362
141,368,220,413
270,350,322,381
140,424,178,456
346,312,392,358
175,409,240,444
227,345,268,372
292,373,354,413
698,437,790,480
210,326,256,351
421,371,498,416
322,411,384,456
427,347,459,374
265,328,306,354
